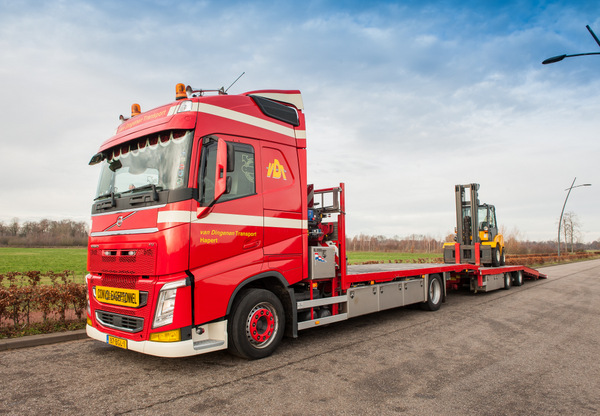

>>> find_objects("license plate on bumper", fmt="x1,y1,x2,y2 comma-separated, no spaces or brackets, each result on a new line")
107,335,128,349
95,286,140,307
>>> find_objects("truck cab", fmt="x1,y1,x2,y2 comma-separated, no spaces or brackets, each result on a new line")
86,86,308,358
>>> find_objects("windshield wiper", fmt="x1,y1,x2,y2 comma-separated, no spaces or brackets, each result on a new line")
94,191,117,207
122,184,162,201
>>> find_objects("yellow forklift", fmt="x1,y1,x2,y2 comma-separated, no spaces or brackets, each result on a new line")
443,183,505,267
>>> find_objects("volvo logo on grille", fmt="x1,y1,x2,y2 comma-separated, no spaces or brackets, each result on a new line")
103,212,137,233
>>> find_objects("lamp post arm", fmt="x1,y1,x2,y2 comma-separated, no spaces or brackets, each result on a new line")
586,25,600,48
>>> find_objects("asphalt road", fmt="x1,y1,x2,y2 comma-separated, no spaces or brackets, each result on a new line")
1,260,599,415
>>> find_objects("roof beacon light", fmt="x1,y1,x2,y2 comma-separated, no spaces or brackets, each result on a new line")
131,103,141,117
175,83,187,100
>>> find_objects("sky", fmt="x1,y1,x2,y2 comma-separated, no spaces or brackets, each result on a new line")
1,0,600,243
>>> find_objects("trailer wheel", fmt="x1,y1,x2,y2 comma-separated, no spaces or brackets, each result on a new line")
492,247,501,267
513,270,523,286
503,273,511,290
228,289,285,360
422,274,443,311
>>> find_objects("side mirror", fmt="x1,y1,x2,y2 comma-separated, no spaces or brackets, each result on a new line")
197,137,230,219
214,137,228,199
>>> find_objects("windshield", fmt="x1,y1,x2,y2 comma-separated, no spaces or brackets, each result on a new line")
95,130,193,199
478,205,496,230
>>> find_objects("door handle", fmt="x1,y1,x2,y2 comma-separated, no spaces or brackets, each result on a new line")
243,240,261,250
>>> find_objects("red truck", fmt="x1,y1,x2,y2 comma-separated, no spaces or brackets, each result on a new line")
86,85,545,359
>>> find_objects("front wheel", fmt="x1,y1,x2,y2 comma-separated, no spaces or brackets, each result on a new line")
422,274,443,311
228,288,285,360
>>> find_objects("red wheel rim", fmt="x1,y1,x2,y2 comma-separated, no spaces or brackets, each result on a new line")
245,302,278,348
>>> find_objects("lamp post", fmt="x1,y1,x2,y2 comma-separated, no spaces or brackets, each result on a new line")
543,25,600,64
558,177,591,257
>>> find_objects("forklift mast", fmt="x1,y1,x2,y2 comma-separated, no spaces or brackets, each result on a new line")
455,183,480,246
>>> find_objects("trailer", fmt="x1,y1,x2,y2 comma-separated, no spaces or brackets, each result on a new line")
85,85,545,359
446,264,547,293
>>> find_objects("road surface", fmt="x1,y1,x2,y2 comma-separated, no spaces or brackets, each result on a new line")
1,260,599,415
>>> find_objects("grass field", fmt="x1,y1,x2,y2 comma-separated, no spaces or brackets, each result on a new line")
0,247,88,283
0,247,442,285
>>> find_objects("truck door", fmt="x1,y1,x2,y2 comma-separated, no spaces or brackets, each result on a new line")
190,135,263,275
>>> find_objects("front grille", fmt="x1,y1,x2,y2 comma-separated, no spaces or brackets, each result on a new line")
96,310,144,333
89,245,157,275
100,274,139,290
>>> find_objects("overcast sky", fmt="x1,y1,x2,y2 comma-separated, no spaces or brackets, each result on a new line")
1,0,599,242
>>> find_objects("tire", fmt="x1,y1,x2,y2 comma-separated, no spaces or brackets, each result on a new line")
503,273,511,290
500,248,506,266
422,274,443,311
492,247,501,267
228,288,285,360
513,270,523,286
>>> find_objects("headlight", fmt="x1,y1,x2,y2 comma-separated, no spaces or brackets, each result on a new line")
153,279,187,328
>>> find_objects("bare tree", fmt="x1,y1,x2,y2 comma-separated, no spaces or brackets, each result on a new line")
562,211,582,254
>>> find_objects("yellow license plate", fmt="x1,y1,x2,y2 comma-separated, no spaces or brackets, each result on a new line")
107,335,128,349
95,286,140,307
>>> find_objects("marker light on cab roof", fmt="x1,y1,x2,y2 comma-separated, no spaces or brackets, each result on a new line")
131,103,141,117
175,83,187,100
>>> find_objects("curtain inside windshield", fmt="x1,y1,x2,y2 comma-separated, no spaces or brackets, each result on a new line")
95,130,192,199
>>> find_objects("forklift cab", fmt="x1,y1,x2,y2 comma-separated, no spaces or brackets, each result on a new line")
478,204,498,243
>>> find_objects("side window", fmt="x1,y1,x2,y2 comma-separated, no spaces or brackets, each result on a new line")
198,140,217,205
220,143,255,202
198,138,255,205
489,207,497,228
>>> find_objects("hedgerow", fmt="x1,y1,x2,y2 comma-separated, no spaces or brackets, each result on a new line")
0,271,86,338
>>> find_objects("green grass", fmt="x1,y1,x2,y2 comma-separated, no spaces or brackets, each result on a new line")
0,247,443,284
0,247,87,284
347,251,442,264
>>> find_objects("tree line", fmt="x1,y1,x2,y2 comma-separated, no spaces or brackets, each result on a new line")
0,218,88,247
347,229,600,255
2,216,599,253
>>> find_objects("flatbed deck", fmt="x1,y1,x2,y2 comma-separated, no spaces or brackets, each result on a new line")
343,262,546,291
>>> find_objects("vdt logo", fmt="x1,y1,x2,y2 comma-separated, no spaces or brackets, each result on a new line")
267,159,287,180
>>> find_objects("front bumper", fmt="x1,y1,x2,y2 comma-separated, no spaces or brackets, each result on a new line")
86,321,228,358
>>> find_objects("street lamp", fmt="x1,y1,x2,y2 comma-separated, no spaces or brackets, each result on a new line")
558,177,591,257
543,25,600,64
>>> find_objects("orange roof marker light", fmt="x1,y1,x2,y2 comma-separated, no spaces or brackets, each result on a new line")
175,83,187,100
131,103,141,117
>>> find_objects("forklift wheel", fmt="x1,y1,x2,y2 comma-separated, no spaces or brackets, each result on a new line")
492,247,501,267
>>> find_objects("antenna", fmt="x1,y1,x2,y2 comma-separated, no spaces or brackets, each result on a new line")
586,25,600,48
224,72,245,93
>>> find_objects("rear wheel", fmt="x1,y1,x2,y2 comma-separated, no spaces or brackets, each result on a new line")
500,248,506,266
503,273,511,290
228,288,285,360
513,270,523,286
422,274,443,311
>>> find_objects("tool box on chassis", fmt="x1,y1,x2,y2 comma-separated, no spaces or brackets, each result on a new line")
85,85,545,359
